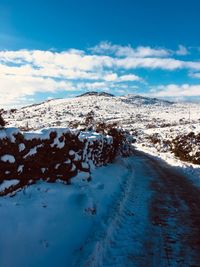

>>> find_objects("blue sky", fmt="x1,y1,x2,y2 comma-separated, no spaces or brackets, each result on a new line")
0,0,200,107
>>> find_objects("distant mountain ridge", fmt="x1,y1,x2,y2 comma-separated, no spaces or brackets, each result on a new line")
4,92,175,113
76,92,173,105
11,92,174,112
121,94,174,105
77,91,115,97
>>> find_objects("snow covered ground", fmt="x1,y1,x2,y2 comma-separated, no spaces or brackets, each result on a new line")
3,93,200,168
2,152,200,267
0,158,129,267
1,93,200,266
4,94,200,132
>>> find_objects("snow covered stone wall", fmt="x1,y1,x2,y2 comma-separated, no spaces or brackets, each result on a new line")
146,131,200,165
0,127,132,195
171,132,200,164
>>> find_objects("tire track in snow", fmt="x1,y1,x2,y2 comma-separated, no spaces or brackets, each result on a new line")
75,155,166,267
76,151,200,266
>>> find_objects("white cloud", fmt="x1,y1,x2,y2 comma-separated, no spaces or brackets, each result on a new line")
90,41,170,57
176,45,189,56
91,42,191,58
1,43,200,107
103,73,118,81
103,73,141,82
117,74,141,82
0,50,114,71
150,84,200,97
115,57,184,70
189,72,200,79
0,74,74,107
76,81,108,91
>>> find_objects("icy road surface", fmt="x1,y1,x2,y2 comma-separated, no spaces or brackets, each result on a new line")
77,151,200,267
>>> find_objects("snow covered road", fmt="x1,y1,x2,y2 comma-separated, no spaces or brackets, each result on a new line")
1,151,200,267
78,151,200,267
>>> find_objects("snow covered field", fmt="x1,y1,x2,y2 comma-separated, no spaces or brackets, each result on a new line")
3,93,200,167
0,158,129,267
1,93,200,266
4,93,200,132
2,92,200,182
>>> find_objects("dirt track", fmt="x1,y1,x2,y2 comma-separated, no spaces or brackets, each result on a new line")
146,151,200,267
80,151,200,267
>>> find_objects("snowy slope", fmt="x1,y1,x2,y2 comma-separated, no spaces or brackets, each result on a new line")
3,93,200,168
4,94,200,133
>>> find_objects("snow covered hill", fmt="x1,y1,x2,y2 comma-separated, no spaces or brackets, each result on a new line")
2,92,200,167
120,94,173,106
3,93,200,133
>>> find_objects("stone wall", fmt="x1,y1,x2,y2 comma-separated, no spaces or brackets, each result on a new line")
0,127,132,195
